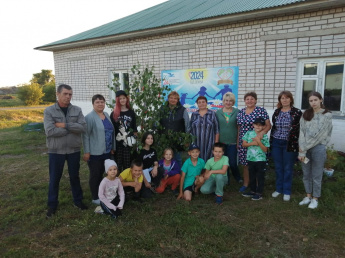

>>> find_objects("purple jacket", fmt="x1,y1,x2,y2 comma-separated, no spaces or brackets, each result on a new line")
158,159,181,177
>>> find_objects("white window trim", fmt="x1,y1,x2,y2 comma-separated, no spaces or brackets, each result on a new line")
108,69,129,105
296,57,345,115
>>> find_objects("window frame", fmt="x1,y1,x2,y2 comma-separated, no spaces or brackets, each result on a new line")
108,69,130,106
296,57,345,115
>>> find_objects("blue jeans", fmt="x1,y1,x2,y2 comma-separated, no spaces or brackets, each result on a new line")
271,138,297,195
48,152,84,209
224,144,242,183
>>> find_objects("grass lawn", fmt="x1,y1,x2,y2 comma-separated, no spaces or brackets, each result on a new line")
0,110,344,257
0,95,25,107
0,94,53,110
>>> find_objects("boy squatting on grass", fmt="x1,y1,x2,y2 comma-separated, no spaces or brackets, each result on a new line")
119,159,144,202
98,159,124,219
177,143,205,201
200,142,229,205
241,117,270,200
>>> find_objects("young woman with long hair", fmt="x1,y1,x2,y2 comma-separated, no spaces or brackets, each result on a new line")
110,90,137,172
298,91,332,209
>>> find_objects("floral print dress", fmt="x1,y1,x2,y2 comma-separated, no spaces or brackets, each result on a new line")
237,106,269,166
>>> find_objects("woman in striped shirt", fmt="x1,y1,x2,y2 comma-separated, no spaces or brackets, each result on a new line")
190,96,219,162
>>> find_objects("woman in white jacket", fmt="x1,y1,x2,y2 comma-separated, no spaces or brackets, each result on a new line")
298,91,332,209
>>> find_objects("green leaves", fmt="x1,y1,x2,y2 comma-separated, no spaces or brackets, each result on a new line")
30,69,54,86
17,83,44,106
108,64,192,156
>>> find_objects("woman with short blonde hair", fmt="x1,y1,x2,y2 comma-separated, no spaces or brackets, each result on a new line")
215,92,242,184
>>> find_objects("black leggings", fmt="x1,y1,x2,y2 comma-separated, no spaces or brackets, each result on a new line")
100,195,122,218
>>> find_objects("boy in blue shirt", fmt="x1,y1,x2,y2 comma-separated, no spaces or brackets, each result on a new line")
200,142,229,205
242,117,270,200
177,143,205,202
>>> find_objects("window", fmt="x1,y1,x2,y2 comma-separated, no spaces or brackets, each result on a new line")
296,58,345,114
108,70,129,106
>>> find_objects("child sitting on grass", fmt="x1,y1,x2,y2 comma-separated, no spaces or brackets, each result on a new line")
200,142,229,205
138,131,163,197
177,143,205,201
155,148,181,195
241,117,270,200
119,159,144,202
98,159,125,219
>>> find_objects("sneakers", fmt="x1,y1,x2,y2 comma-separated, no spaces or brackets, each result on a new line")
308,199,318,209
271,191,281,198
215,195,223,205
283,194,290,201
46,207,56,218
149,186,157,194
242,191,255,198
74,202,88,210
92,199,100,205
299,197,311,206
239,186,247,193
94,206,104,214
251,194,263,201
171,189,179,196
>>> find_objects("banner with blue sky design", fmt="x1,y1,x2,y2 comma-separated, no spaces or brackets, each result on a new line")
162,66,239,114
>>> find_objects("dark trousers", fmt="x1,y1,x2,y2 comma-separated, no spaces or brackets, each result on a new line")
140,167,164,198
124,186,141,201
115,144,132,172
48,152,83,209
88,159,106,200
248,161,266,194
100,195,122,218
225,144,242,183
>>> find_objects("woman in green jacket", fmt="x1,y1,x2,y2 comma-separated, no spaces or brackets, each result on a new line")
215,92,242,184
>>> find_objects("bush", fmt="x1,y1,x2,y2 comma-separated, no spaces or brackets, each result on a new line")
42,82,56,102
17,83,44,106
108,64,192,157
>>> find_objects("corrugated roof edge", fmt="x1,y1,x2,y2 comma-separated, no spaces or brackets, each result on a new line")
36,0,342,50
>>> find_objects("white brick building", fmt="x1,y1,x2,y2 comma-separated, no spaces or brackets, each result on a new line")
36,0,345,151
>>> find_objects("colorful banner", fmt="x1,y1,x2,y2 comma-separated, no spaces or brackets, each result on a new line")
162,66,239,113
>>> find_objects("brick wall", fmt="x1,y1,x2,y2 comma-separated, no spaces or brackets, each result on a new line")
53,6,345,111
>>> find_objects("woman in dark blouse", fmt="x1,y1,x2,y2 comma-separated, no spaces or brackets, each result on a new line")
270,91,302,201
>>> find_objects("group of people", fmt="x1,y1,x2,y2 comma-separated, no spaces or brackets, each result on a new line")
43,84,332,219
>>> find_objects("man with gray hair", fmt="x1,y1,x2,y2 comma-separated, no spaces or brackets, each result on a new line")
44,84,87,218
